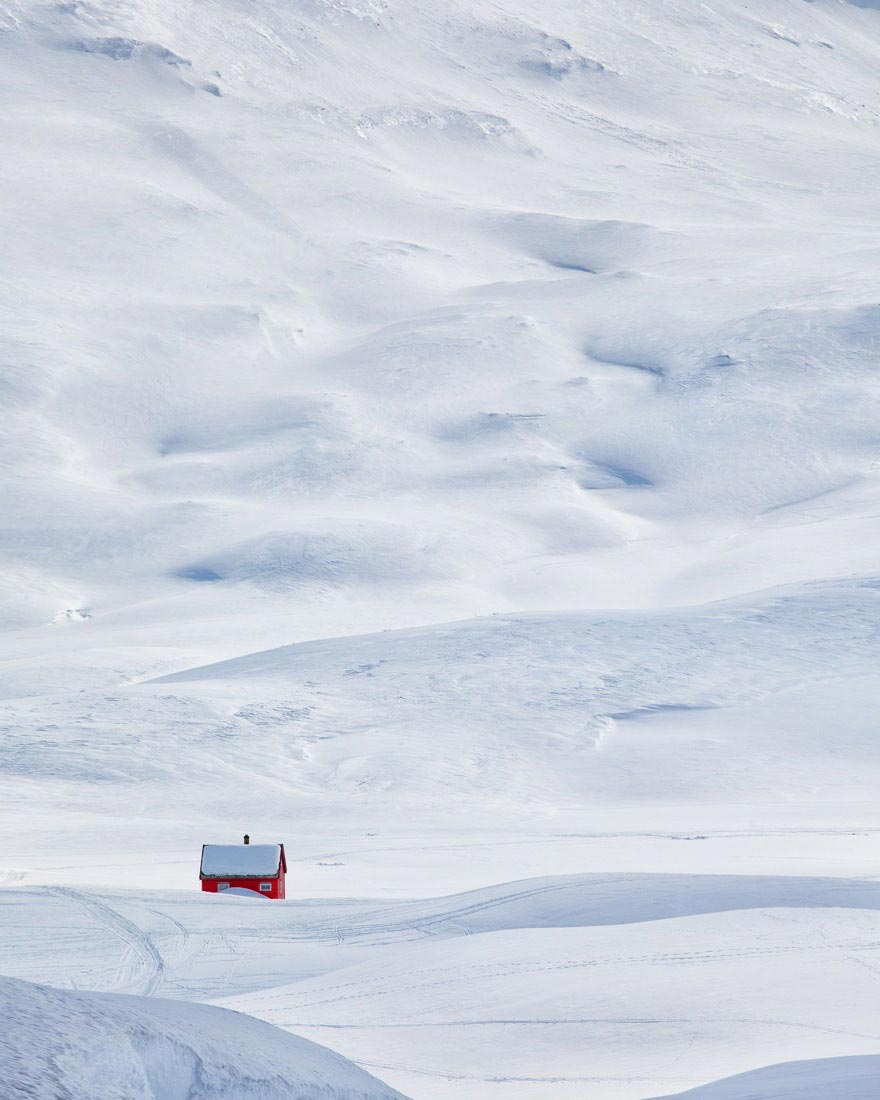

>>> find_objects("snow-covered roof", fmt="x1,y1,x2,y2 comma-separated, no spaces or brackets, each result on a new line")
200,844,283,878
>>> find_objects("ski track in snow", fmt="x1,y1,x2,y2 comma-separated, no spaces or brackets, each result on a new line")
43,887,167,997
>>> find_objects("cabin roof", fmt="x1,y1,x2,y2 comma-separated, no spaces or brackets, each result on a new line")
200,843,285,878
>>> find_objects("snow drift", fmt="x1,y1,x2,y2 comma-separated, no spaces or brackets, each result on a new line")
0,974,405,1100
651,1055,880,1100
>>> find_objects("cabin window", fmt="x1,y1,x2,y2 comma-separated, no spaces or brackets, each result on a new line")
217,882,230,890
259,882,272,892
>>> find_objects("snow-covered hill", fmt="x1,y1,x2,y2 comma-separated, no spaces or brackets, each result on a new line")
651,1055,880,1100
3,0,880,1096
4,576,880,895
0,974,405,1100
2,0,880,663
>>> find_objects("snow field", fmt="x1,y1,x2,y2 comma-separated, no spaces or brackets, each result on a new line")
3,0,880,1096
5,879,880,1098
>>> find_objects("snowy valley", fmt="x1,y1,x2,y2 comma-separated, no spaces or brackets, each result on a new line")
2,0,880,1096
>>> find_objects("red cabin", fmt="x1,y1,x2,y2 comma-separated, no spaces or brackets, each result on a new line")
199,835,287,899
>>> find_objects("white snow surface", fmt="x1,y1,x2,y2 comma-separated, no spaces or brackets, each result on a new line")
0,974,404,1100
650,1055,880,1100
201,843,283,877
3,0,880,1096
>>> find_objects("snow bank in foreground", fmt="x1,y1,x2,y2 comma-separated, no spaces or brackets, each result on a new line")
0,975,405,1100
651,1054,880,1099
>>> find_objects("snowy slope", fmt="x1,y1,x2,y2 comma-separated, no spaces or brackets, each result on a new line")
1,0,880,675
4,883,880,1099
221,906,880,1100
5,873,880,999
5,884,880,1100
0,974,405,1100
3,0,880,1097
3,577,880,892
651,1055,880,1100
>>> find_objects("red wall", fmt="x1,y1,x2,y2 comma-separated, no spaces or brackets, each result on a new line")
202,875,285,899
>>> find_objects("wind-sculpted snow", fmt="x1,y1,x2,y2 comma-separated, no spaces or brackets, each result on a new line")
2,0,880,647
0,975,406,1100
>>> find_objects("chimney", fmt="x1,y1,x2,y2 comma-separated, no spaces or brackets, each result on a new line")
243,834,250,845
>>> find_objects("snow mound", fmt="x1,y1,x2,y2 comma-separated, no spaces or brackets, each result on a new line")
498,214,672,273
175,524,430,593
650,1054,880,1099
0,974,406,1100
322,871,880,938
